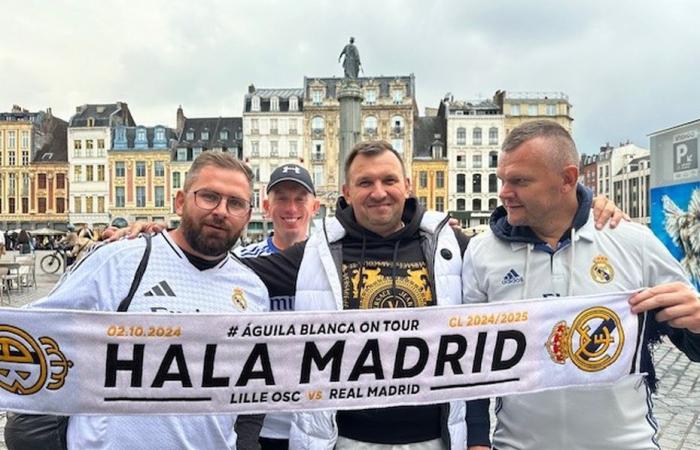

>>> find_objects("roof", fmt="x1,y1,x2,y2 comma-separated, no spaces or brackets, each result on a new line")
111,125,177,150
245,88,304,99
413,116,446,159
33,116,69,163
244,88,304,113
303,75,415,100
648,118,700,137
177,117,243,147
69,102,136,127
447,99,501,114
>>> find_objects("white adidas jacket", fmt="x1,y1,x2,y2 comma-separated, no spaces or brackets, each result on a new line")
288,211,467,450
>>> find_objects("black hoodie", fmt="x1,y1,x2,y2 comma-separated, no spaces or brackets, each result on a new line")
242,197,478,445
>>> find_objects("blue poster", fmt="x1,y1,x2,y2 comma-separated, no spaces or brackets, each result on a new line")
650,182,700,290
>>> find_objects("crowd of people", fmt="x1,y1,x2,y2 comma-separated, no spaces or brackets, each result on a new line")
4,120,699,450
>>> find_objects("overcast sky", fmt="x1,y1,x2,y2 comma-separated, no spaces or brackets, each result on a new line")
2,0,698,154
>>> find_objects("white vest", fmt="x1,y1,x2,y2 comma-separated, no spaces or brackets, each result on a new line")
289,212,467,449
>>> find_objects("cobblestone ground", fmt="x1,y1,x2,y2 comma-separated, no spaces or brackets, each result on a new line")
0,250,699,449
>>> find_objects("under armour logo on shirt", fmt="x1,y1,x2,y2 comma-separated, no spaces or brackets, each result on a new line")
282,166,300,174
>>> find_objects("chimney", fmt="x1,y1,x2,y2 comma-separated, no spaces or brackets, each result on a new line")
176,105,185,136
248,84,256,94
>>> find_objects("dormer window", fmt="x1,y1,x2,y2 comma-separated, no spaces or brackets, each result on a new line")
289,96,299,111
201,130,209,140
87,117,95,127
270,96,279,112
252,96,261,111
312,90,323,105
392,90,404,104
135,127,148,149
136,129,146,141
155,128,165,142
186,129,195,141
365,90,377,104
220,130,229,140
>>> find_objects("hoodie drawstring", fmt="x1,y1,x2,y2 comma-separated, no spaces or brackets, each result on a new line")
522,243,532,298
569,228,576,297
391,240,400,301
357,234,367,302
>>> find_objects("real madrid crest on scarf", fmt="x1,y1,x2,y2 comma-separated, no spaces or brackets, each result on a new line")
590,255,615,284
546,306,624,372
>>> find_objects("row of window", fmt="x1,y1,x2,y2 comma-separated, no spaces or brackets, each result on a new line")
249,140,299,157
455,152,499,169
309,115,405,132
0,150,31,166
0,130,30,150
184,129,240,142
0,173,31,196
73,165,106,182
309,88,404,106
113,161,166,178
509,104,559,116
455,127,499,146
0,197,66,215
249,118,299,135
112,186,166,208
73,148,107,158
454,198,499,211
73,139,106,150
417,171,445,189
251,96,300,112
456,173,499,193
71,195,106,214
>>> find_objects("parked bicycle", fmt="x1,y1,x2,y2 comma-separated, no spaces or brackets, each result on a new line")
40,245,71,274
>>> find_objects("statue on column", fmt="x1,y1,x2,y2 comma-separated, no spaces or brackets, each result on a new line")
338,37,361,79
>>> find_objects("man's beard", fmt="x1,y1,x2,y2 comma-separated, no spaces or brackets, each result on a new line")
181,213,241,257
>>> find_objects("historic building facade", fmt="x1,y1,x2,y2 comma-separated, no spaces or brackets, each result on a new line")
109,125,175,224
439,97,505,228
493,90,573,135
68,102,135,228
303,75,418,214
0,106,69,229
242,85,305,238
412,116,447,212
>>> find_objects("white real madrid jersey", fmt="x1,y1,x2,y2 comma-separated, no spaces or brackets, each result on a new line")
32,231,269,450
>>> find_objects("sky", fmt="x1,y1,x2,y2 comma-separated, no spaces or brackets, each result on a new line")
2,0,698,155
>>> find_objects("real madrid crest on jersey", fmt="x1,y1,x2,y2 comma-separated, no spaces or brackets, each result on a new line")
0,325,73,395
590,255,615,284
545,306,624,372
232,287,247,311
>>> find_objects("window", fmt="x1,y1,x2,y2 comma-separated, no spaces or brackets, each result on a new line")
21,197,28,214
473,128,482,146
419,197,427,208
289,96,299,111
312,116,324,131
472,174,482,193
56,197,65,213
312,141,324,160
457,199,466,211
546,104,557,116
115,187,125,207
473,154,482,169
251,141,259,157
136,186,146,207
21,131,29,149
220,130,228,140
155,186,165,207
289,141,298,157
435,196,444,212
86,139,94,149
74,165,82,182
252,165,260,182
252,96,261,111
8,151,15,166
251,119,259,133
98,165,105,181
38,173,47,189
312,90,323,105
366,90,377,104
392,90,404,104
489,174,498,192
489,198,498,210
155,128,165,141
87,117,95,127
8,198,15,214
201,130,209,141
86,165,94,181
472,198,482,211
489,127,499,145
0,131,3,150
270,141,278,156
364,116,378,132
419,171,428,188
456,154,466,168
21,151,29,165
510,104,520,115
177,148,187,161
98,139,105,149
8,131,15,149
391,116,404,133
456,127,466,145
172,172,181,189
270,96,279,112
252,191,260,210
270,119,278,134
74,139,82,150
136,161,146,177
85,195,93,213
8,174,15,195
115,161,125,177
56,173,65,189
289,119,298,134
457,174,466,193
154,161,165,177
528,104,538,116
391,139,403,154
436,171,444,188
98,196,105,213
313,166,324,187
186,130,195,140
22,174,29,196
489,151,498,168
72,196,81,213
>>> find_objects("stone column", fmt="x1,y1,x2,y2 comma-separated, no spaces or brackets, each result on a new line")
337,80,364,186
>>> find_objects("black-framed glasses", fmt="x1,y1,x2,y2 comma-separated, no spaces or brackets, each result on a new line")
192,189,251,216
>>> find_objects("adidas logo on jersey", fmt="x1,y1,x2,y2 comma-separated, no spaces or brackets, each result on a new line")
501,269,524,285
144,280,176,297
